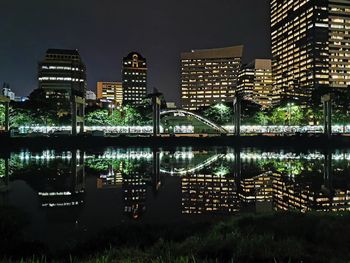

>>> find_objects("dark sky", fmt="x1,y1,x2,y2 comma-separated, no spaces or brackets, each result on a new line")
0,0,271,104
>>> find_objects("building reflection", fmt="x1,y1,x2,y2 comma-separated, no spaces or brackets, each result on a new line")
37,150,85,208
181,174,240,214
123,173,147,219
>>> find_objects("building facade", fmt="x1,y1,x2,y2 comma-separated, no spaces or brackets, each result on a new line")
122,52,147,105
271,0,350,102
2,83,15,101
38,49,87,100
238,59,277,108
181,45,243,111
96,81,123,106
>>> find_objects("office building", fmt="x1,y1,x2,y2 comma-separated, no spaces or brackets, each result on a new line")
96,81,123,106
38,49,87,100
238,59,277,108
122,52,147,105
86,90,96,101
2,83,15,101
181,45,243,111
182,174,240,214
271,0,350,102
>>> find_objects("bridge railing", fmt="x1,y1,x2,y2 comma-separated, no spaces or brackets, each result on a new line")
12,124,350,135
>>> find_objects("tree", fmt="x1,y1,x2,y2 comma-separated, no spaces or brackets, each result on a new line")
255,111,269,125
203,103,232,125
0,104,4,127
85,110,111,126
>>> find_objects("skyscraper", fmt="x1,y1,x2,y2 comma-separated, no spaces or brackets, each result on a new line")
238,59,277,108
96,81,123,107
122,52,147,105
181,45,243,111
271,0,350,102
38,49,87,100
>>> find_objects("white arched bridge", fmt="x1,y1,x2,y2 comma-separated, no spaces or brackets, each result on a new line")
160,109,228,134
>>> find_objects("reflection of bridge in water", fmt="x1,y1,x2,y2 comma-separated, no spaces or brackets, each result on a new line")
3,149,350,215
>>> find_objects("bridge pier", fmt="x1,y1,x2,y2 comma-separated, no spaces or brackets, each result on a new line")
321,94,332,137
152,149,161,193
233,96,241,136
71,96,85,136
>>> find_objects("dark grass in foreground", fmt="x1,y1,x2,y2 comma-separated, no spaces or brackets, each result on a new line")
2,212,350,263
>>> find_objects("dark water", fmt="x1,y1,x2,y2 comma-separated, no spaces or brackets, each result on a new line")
1,147,350,250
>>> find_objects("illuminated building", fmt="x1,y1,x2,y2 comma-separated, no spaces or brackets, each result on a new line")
272,173,350,212
122,52,147,105
271,0,350,102
2,83,15,101
96,81,123,107
239,173,273,203
38,49,87,100
238,59,277,108
97,165,123,189
123,173,147,219
86,90,97,101
181,174,240,214
181,45,243,111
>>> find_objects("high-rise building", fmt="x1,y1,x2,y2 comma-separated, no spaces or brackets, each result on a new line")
181,174,240,214
181,45,243,111
122,52,147,105
96,81,123,106
271,0,350,102
38,49,87,100
238,59,277,108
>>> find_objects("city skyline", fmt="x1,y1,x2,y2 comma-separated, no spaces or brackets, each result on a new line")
0,0,271,104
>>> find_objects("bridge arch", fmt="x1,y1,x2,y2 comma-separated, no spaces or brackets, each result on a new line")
160,109,228,134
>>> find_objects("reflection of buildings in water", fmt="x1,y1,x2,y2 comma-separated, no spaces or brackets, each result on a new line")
272,173,350,213
181,174,240,214
38,151,85,208
123,173,147,219
97,164,123,189
239,173,273,203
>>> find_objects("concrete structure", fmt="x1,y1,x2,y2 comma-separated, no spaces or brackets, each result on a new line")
238,59,277,108
271,0,350,102
38,49,87,100
181,45,243,111
122,52,147,105
71,96,85,135
96,81,123,107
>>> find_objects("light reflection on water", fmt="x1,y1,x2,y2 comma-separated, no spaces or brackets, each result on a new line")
0,147,350,249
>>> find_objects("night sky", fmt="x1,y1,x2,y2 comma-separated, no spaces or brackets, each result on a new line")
0,0,270,104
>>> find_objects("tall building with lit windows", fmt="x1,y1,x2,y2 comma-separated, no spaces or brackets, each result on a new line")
181,45,243,111
122,52,147,105
96,81,123,107
271,0,350,103
181,174,240,214
238,59,277,108
38,49,87,100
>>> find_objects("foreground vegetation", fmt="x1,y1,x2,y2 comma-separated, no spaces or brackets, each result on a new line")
2,211,350,263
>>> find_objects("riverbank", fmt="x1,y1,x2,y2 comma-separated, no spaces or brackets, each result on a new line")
2,212,350,263
1,134,350,151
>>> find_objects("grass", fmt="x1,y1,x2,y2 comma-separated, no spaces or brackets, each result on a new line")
2,212,350,262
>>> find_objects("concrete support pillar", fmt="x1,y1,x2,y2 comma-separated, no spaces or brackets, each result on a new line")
71,101,77,136
152,149,161,193
322,94,332,137
152,96,161,137
233,97,241,136
71,96,85,136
